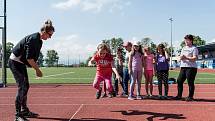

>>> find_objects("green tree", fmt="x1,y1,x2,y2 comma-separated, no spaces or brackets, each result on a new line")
179,35,206,53
140,37,157,53
141,37,151,47
45,50,59,67
37,52,44,67
180,35,206,48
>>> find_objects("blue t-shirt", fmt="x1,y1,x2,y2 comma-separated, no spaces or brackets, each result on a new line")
156,54,169,71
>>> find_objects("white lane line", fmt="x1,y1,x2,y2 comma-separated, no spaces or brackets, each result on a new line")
69,104,84,121
42,72,75,78
171,70,215,75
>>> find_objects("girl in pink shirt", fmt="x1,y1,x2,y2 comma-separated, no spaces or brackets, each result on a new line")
128,41,144,100
143,47,155,97
88,43,121,99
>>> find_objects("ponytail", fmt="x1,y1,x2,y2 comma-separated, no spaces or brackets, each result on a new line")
40,19,55,33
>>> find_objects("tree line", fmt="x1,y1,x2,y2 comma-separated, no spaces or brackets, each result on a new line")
1,42,59,67
1,35,205,67
86,35,206,65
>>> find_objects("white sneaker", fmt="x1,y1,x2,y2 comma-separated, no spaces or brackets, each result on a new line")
128,96,135,100
136,95,143,100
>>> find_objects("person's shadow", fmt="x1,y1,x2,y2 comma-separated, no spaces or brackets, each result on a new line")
193,98,215,102
112,110,186,121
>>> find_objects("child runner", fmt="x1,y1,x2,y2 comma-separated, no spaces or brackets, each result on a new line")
88,43,121,99
122,42,132,97
128,41,144,100
155,44,170,99
113,47,124,95
143,46,154,98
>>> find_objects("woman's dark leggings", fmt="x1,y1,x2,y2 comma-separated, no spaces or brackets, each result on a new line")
177,67,197,98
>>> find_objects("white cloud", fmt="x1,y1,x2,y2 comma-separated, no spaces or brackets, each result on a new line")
52,0,81,10
42,34,97,64
52,0,131,13
210,38,215,43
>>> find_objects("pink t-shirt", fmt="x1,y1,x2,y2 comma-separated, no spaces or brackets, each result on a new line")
144,54,154,70
93,53,113,77
132,52,143,71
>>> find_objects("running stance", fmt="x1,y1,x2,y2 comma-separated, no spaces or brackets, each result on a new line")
88,43,121,99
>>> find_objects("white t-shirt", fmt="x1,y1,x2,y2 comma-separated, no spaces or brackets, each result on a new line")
180,46,198,68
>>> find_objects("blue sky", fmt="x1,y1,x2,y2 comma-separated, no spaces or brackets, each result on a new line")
1,0,215,64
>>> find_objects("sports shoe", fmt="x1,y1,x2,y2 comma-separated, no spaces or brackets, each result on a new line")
158,95,164,100
146,94,153,99
112,91,116,97
173,96,182,100
14,116,29,121
185,97,194,102
101,93,107,98
120,92,128,97
21,110,39,118
128,95,135,100
163,95,168,100
96,88,102,99
108,91,116,98
136,95,143,100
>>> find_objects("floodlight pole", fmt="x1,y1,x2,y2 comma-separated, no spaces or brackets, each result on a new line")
169,18,173,69
0,0,7,87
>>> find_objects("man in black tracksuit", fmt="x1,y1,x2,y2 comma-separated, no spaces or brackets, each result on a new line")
9,20,55,121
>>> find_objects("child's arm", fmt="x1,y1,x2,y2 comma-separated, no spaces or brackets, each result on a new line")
88,56,95,66
164,48,170,60
111,61,122,82
152,54,155,76
142,55,145,68
128,54,132,75
153,55,157,76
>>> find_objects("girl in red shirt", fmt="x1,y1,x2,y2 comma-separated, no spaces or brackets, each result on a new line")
88,43,121,99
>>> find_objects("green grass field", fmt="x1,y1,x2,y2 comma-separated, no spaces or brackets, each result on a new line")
3,67,215,84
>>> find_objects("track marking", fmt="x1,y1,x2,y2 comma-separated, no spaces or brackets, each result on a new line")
171,70,215,75
69,104,83,121
42,72,75,78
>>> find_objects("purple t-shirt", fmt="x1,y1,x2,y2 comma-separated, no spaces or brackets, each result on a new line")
156,54,169,71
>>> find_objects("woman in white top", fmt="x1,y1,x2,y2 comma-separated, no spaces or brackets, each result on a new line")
174,34,198,101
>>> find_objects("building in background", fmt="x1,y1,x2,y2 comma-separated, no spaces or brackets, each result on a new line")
197,42,215,69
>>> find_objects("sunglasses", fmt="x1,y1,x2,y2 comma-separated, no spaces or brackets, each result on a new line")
46,32,53,37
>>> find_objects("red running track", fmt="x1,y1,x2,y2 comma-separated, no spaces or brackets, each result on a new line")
0,84,215,121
